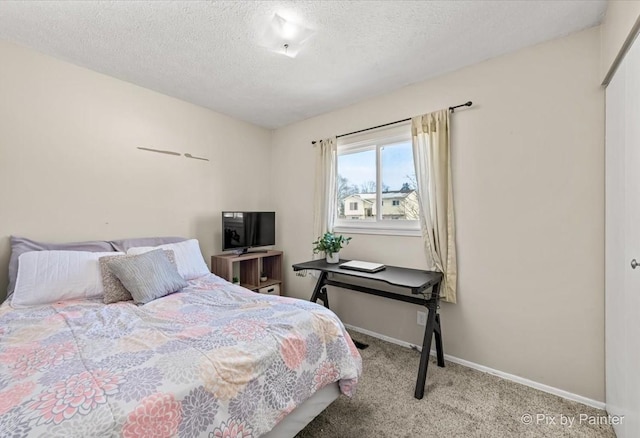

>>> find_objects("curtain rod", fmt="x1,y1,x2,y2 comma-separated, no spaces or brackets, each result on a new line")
310,101,472,145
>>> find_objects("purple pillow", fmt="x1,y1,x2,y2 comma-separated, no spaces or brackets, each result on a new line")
109,237,186,253
6,236,115,300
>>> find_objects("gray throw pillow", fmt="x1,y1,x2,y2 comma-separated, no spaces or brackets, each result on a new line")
100,250,178,304
106,249,188,304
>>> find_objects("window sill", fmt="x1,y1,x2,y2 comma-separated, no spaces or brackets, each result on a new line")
333,226,422,237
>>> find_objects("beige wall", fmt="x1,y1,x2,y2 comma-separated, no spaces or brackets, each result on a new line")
272,27,605,401
601,0,640,80
0,40,273,301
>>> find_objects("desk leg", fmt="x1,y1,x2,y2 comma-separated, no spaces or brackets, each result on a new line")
310,272,329,308
434,314,445,368
414,283,441,399
308,271,369,350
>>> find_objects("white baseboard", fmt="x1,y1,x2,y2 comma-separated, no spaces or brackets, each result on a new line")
344,324,605,410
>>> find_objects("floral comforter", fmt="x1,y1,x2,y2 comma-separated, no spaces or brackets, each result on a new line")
0,274,362,437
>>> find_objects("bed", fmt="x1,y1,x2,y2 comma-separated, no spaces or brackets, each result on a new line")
0,262,362,437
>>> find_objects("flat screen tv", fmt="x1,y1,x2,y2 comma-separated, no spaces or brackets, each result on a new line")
222,211,275,253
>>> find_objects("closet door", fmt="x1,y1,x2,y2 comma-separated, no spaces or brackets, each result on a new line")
606,35,640,438
624,36,640,437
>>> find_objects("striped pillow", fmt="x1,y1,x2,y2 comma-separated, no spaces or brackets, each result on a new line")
105,249,187,304
100,250,178,304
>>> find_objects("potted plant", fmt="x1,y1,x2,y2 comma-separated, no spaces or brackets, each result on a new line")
312,232,352,264
260,272,268,282
232,276,240,285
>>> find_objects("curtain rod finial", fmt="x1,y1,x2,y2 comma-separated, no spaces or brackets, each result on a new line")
449,101,473,112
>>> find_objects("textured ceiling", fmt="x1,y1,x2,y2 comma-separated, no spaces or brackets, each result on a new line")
0,1,606,128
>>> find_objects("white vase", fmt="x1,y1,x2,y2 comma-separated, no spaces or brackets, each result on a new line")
326,252,340,264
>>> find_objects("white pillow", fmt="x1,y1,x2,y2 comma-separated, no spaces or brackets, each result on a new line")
12,250,123,307
126,239,209,280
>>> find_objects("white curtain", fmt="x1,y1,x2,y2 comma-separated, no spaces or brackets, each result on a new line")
312,137,338,261
412,110,458,303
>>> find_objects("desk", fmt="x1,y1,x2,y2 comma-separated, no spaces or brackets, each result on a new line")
292,259,444,399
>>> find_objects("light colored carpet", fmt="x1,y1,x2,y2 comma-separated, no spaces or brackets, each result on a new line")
296,331,615,438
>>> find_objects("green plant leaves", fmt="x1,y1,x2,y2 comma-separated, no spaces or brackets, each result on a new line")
312,232,352,256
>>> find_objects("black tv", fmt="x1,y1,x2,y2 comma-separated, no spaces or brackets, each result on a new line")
222,211,275,254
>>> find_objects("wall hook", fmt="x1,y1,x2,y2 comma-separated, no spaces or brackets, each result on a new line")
137,147,181,156
184,153,209,161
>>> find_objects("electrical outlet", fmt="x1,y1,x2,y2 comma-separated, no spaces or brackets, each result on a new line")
417,311,426,326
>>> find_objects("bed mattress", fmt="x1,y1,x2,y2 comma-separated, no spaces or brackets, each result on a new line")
262,382,339,438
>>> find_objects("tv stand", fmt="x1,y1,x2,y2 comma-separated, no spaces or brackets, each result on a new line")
211,250,283,294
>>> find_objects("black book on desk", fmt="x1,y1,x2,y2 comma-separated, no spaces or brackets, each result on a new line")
339,260,386,273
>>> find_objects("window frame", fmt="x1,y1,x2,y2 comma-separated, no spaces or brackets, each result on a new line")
334,123,421,236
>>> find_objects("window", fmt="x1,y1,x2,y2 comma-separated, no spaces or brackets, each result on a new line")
335,124,419,235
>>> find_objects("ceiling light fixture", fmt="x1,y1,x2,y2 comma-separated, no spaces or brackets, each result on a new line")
260,14,314,58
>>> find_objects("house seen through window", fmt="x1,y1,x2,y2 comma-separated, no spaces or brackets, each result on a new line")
335,124,420,234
